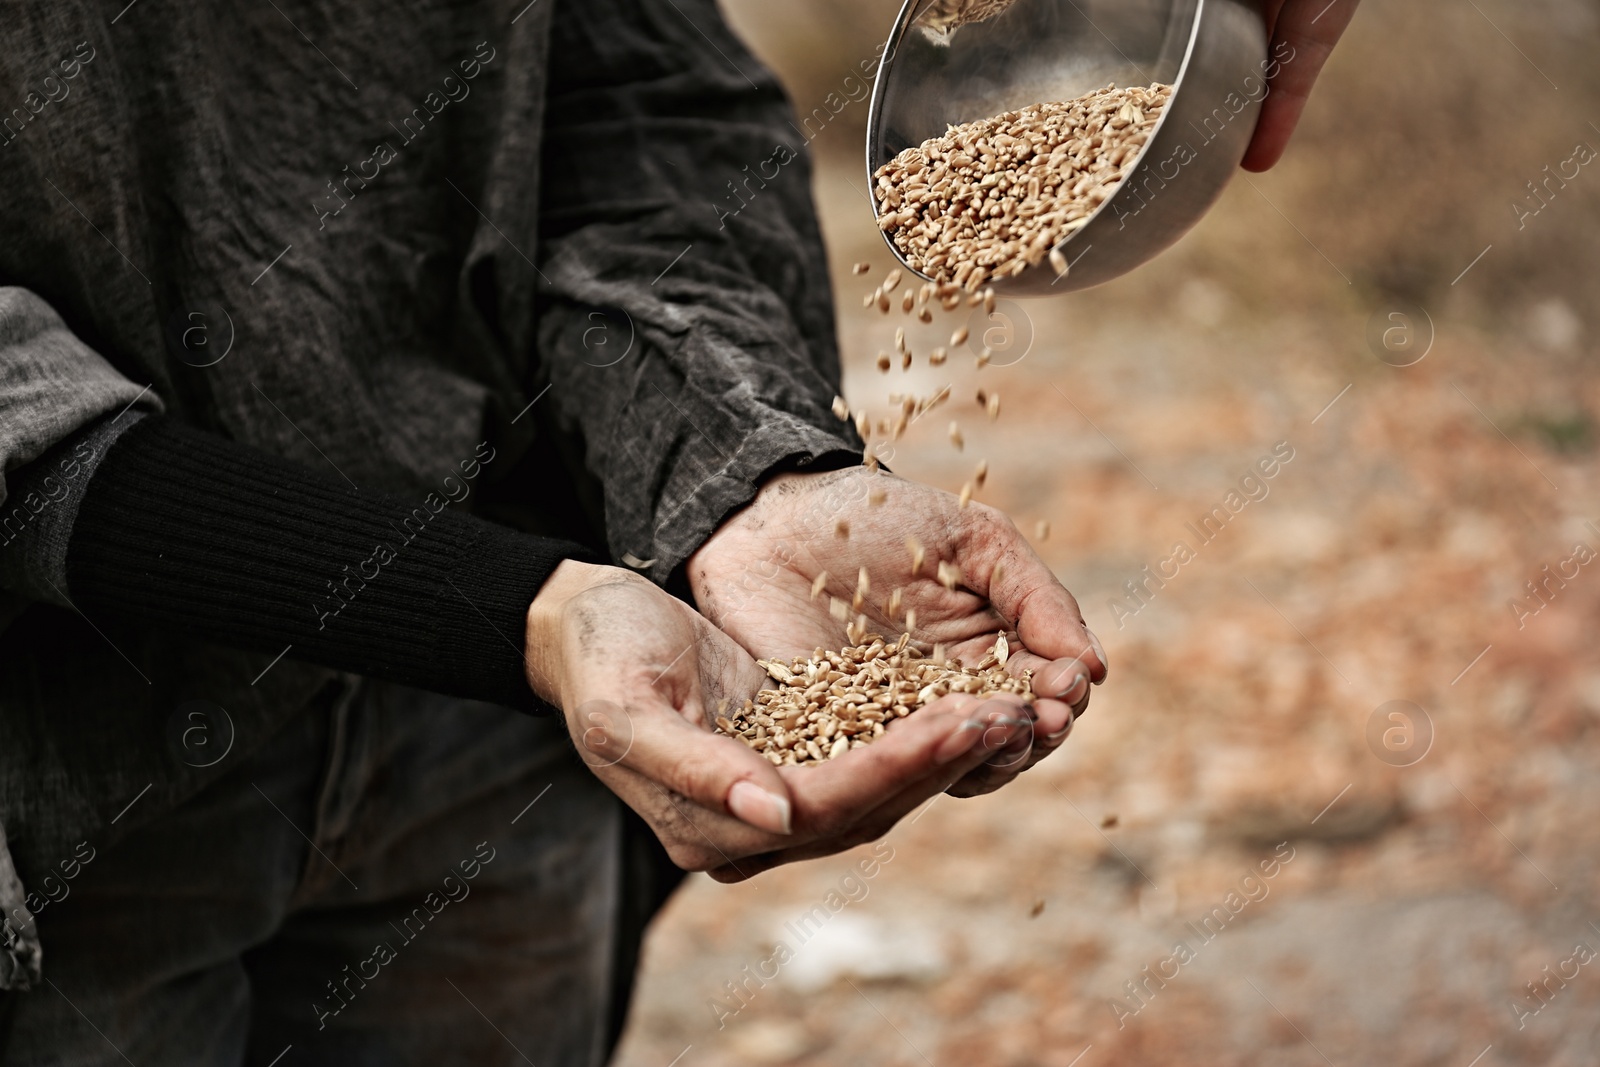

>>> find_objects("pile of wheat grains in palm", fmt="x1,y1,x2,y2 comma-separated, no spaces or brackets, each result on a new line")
873,82,1173,288
713,633,1032,766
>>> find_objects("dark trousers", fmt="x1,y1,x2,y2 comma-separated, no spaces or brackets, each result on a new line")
0,678,681,1066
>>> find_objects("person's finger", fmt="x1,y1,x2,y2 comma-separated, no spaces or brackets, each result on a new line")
940,651,1090,782
1260,0,1289,37
1025,696,1074,748
590,757,794,877
952,506,1108,683
1010,648,1097,704
618,674,1028,866
772,694,1024,832
631,690,1026,871
1242,0,1362,171
947,727,1036,797
592,698,796,835
1032,696,1078,750
1012,699,1078,774
947,676,1093,791
705,696,1033,880
947,693,1081,795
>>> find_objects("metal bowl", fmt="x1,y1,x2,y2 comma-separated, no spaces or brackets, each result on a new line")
865,0,1269,295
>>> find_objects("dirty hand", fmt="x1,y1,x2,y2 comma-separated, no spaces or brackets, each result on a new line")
525,560,1035,878
687,469,1108,798
1242,0,1362,171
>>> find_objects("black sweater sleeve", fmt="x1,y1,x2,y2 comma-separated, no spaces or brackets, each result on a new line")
64,418,593,712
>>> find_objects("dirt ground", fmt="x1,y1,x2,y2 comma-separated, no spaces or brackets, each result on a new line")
613,1,1600,1064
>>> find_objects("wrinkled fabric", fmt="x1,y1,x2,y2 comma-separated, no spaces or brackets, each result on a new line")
0,289,160,510
0,291,160,630
537,4,857,581
0,0,857,989
0,820,40,992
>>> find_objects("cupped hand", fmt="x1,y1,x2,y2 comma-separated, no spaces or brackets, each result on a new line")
525,560,1035,876
686,469,1108,797
1242,0,1361,171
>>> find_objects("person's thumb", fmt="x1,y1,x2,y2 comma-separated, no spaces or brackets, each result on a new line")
575,697,794,835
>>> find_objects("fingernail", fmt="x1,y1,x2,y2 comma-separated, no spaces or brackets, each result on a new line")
1046,710,1076,742
727,780,792,835
1066,672,1090,703
972,701,1029,751
985,724,1035,768
981,721,1025,754
1086,628,1109,683
1046,669,1089,704
935,719,985,764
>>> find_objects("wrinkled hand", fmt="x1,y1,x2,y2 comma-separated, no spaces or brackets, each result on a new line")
525,560,1035,880
687,469,1108,798
1242,0,1361,171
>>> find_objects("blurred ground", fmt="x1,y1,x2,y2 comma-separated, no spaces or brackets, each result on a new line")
613,1,1600,1064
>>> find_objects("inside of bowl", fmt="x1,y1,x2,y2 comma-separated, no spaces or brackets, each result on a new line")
872,0,1201,167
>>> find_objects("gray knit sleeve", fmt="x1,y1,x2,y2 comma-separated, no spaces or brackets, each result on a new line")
0,288,163,506
0,287,162,627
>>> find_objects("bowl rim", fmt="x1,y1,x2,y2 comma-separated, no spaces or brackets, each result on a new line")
863,0,1210,289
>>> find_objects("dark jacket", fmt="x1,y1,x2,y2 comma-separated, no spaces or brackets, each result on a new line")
0,0,857,988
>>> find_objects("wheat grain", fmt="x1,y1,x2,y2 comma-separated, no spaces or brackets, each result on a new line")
874,83,1172,283
714,633,1033,765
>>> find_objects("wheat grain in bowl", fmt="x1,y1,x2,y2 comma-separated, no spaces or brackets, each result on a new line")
713,633,1033,766
874,82,1173,288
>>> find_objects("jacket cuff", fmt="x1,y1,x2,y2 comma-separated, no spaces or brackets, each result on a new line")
634,412,862,586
